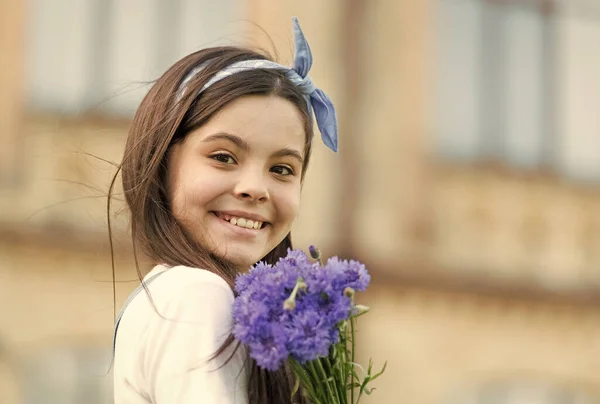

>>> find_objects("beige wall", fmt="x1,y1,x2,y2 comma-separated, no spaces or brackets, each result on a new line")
358,284,600,403
0,0,24,184
431,166,600,288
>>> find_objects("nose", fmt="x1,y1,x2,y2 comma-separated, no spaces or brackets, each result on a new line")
234,167,270,203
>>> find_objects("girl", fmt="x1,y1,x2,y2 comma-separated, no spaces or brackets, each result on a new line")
111,17,338,404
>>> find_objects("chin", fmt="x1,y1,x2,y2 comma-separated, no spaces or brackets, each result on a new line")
231,257,262,272
215,246,265,271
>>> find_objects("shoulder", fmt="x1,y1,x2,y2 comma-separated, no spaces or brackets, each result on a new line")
142,265,235,323
148,264,232,289
126,266,248,402
146,265,233,301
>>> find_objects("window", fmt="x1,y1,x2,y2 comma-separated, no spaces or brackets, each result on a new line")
435,0,600,183
26,0,242,117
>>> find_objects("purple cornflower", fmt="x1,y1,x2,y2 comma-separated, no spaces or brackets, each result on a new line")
327,257,371,292
232,249,370,370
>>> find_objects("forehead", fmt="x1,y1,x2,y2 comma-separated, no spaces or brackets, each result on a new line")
194,95,306,151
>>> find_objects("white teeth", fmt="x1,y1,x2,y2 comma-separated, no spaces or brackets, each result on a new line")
224,215,263,230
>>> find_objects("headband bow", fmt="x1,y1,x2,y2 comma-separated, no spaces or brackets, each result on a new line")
178,17,339,152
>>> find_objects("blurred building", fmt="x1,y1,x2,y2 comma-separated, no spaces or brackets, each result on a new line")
1,0,600,403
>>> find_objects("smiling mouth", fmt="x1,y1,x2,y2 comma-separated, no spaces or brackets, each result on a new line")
211,212,269,230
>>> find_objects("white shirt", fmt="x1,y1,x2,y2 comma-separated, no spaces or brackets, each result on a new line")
113,264,249,404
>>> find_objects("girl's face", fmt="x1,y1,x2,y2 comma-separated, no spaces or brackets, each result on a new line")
167,95,306,271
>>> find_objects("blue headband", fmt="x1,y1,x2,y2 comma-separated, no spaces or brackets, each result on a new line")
178,17,339,152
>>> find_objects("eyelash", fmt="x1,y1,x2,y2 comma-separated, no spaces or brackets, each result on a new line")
210,153,296,176
211,153,236,165
271,165,294,176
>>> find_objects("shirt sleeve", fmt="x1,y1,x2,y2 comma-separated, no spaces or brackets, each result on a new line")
140,278,248,404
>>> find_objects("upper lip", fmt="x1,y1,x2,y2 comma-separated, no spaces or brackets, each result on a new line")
214,210,270,223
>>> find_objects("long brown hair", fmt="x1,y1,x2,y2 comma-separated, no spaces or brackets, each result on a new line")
108,47,315,403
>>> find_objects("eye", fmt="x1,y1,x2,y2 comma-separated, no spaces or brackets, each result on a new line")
211,153,236,164
271,165,294,176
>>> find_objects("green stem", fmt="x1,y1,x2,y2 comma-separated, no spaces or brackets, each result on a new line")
306,361,326,403
343,323,350,392
289,358,317,400
325,355,346,404
350,316,356,404
340,323,349,395
314,359,340,404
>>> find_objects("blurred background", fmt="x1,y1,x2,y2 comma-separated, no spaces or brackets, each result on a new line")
1,0,600,402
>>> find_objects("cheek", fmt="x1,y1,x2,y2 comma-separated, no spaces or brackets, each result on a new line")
168,184,189,222
275,185,301,227
168,166,215,220
166,147,191,219
174,176,225,216
166,167,184,218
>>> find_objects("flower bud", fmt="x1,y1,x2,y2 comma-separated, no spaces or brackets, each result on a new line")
283,298,296,311
344,287,355,298
354,304,369,315
283,277,306,311
308,245,320,260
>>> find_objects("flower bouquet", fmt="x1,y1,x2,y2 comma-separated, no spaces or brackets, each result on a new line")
232,246,386,404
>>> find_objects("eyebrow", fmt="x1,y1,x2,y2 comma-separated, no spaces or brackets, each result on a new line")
202,132,304,164
272,148,304,165
202,132,250,152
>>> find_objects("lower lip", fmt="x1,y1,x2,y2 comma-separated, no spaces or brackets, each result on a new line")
211,212,267,237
